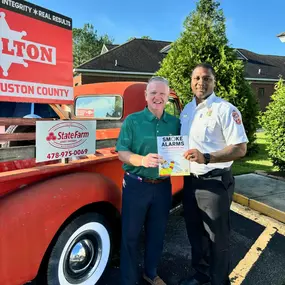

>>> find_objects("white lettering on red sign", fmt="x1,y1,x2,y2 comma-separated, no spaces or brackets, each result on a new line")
0,11,56,77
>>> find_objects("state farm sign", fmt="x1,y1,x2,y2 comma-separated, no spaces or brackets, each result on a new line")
0,0,73,104
36,121,96,163
46,122,91,149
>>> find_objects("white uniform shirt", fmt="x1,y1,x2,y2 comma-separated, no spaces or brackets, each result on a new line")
180,92,248,175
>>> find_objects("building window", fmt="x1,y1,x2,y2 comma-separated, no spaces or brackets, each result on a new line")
258,88,265,97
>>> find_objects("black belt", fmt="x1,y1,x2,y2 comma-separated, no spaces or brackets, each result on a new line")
125,172,170,184
190,167,231,179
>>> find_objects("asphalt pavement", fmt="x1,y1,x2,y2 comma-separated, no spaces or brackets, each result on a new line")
98,203,285,285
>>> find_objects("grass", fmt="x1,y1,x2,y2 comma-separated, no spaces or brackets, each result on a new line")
232,132,277,176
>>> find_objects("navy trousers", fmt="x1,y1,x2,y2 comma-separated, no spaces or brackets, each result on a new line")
183,171,235,285
120,173,172,285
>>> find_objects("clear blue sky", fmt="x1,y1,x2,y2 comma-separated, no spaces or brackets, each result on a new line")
32,0,285,56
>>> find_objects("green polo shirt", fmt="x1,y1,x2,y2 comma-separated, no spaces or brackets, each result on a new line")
116,107,181,179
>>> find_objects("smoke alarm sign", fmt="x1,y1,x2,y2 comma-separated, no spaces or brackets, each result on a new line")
0,0,73,104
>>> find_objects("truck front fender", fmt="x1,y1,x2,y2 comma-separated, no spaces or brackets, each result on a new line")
0,172,122,285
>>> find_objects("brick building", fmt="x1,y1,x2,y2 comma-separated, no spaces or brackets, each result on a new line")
73,38,285,111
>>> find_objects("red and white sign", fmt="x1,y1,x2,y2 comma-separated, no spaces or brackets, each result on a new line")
0,0,73,104
77,108,95,117
36,121,96,162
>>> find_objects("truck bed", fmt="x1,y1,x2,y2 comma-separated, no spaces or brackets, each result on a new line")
0,148,119,197
0,116,122,197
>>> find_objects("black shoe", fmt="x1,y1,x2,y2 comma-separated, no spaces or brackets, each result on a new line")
179,277,210,285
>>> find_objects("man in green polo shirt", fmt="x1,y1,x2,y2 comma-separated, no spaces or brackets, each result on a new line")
116,76,180,285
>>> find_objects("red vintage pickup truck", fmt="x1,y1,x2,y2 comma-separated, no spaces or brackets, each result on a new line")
0,81,183,285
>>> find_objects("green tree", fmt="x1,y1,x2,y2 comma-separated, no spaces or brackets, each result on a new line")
73,23,113,67
156,0,259,153
260,78,285,170
127,36,152,41
141,36,152,39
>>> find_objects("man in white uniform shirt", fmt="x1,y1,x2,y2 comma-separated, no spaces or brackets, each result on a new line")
179,63,248,285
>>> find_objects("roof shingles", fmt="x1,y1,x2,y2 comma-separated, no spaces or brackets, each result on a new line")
77,39,285,80
105,44,119,50
238,48,285,79
78,38,171,73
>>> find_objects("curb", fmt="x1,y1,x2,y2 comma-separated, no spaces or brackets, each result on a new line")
254,170,285,182
233,193,285,224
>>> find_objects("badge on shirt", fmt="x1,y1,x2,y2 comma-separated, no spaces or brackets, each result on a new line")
206,108,213,116
232,110,241,125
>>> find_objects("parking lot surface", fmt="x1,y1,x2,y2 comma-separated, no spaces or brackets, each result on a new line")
98,202,285,285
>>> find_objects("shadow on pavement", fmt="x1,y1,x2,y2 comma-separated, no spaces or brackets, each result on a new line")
98,209,265,285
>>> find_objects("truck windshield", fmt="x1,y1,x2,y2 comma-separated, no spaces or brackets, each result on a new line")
0,102,59,118
75,95,123,119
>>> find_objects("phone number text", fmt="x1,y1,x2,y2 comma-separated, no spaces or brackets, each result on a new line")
47,149,88,160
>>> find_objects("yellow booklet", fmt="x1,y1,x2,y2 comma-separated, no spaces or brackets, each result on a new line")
157,135,190,176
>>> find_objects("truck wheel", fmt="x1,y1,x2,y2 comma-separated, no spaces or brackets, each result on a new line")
47,213,112,285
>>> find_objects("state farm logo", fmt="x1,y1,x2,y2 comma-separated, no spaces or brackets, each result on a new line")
0,12,56,77
46,132,57,141
46,122,90,149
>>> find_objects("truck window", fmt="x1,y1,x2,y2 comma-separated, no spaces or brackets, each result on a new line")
75,95,123,119
34,104,59,118
0,102,59,119
0,102,31,117
165,98,180,118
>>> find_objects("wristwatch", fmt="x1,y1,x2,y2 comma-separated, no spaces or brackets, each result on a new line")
203,153,211,165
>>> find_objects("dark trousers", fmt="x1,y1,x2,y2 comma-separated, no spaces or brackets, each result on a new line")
183,171,235,285
120,174,172,285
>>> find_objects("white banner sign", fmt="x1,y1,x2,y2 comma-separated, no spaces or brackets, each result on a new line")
0,79,73,102
36,120,96,162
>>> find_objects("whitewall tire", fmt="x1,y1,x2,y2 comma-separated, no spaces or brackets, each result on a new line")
47,213,112,285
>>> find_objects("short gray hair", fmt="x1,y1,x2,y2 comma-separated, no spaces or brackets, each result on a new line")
146,76,170,92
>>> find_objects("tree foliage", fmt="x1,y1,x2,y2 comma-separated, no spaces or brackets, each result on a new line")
260,78,285,170
73,23,113,67
127,36,152,41
156,0,259,153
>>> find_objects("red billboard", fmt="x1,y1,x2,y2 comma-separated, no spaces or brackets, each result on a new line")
0,0,73,104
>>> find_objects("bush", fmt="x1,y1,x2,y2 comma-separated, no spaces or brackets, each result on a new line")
260,78,285,170
156,0,259,154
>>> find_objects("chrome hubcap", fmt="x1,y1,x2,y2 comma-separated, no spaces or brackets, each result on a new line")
69,239,94,274
63,231,102,284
